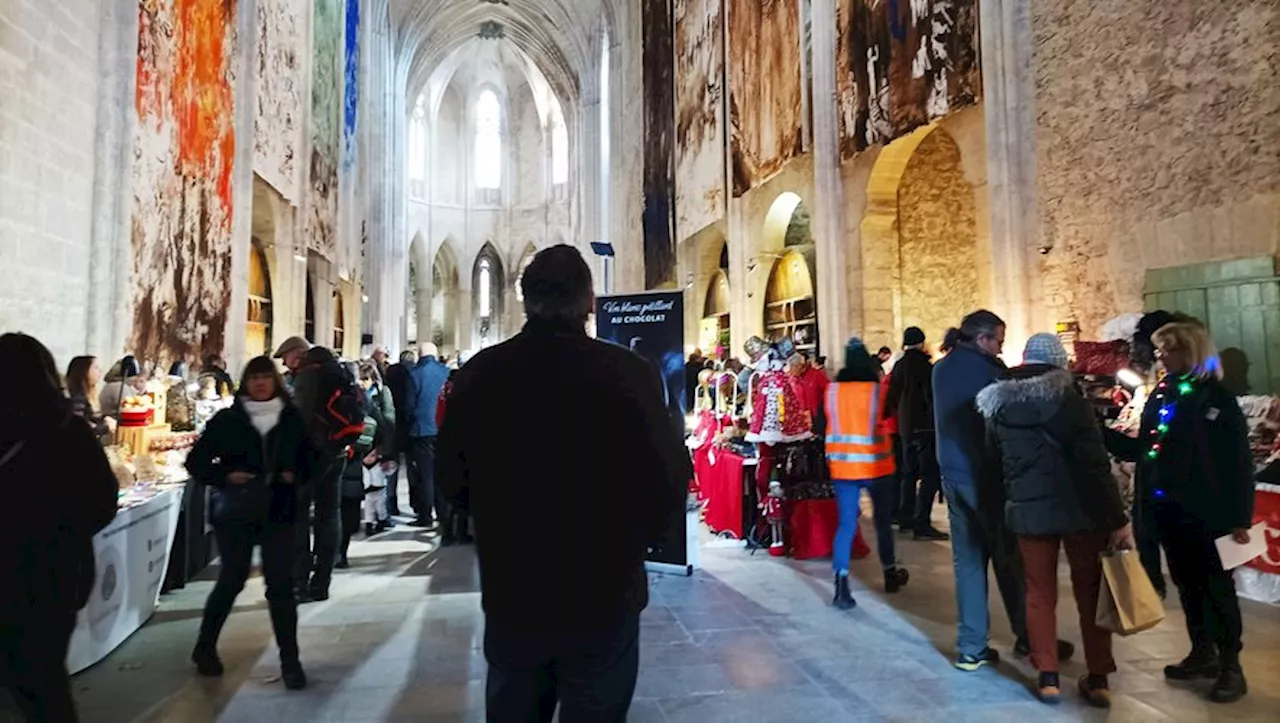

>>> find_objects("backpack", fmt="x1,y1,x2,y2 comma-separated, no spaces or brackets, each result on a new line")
310,360,366,454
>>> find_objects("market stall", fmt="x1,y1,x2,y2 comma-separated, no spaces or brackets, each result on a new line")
67,484,185,674
67,374,230,673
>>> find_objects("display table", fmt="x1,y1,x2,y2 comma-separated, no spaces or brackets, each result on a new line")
67,486,185,674
694,446,748,538
1237,483,1280,604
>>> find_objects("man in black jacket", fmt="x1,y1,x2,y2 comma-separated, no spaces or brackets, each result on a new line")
437,245,690,722
886,327,949,540
382,350,417,518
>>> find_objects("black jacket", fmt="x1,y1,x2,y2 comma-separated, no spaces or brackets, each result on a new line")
383,363,416,456
0,412,118,619
976,365,1127,536
69,391,112,439
1136,376,1254,532
437,318,691,631
886,348,934,436
186,398,309,525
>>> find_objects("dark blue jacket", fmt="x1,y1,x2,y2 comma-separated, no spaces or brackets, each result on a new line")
932,343,1006,486
409,356,449,438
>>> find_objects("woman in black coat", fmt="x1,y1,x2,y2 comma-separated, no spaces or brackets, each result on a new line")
1139,323,1254,703
0,334,118,722
977,334,1130,706
185,356,310,690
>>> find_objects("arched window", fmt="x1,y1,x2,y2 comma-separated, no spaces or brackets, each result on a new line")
475,90,502,190
478,258,492,318
550,109,568,185
409,94,427,197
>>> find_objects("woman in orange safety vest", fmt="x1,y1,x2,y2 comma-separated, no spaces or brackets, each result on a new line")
824,337,910,609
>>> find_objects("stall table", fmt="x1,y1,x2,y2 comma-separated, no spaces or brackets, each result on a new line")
67,486,185,674
1237,483,1280,604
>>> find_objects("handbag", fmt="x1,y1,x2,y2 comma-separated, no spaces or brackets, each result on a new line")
1096,549,1165,635
210,431,281,525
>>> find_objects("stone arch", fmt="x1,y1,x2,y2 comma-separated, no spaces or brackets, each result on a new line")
431,237,461,354
753,192,819,354
472,242,507,348
861,123,981,350
691,227,730,354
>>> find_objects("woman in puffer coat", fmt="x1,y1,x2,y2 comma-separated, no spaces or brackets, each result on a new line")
976,334,1130,707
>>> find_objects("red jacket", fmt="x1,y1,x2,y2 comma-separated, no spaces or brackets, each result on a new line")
880,374,898,435
435,379,453,428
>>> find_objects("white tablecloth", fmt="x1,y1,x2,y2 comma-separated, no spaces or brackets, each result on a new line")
67,487,185,674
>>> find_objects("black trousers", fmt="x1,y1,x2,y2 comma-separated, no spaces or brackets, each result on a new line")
485,616,639,723
899,433,942,532
0,610,77,723
199,522,298,665
1133,498,1167,595
294,458,344,592
339,496,362,561
409,437,452,528
1154,502,1244,666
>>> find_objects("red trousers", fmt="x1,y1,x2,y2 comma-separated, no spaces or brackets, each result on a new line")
1017,531,1116,675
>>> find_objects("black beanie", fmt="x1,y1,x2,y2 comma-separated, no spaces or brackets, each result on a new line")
903,327,926,347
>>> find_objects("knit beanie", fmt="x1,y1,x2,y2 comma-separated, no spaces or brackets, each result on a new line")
903,326,926,347
1023,333,1069,369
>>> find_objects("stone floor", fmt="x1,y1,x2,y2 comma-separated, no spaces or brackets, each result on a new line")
72,505,1280,723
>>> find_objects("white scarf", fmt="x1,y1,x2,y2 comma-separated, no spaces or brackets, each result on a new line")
243,397,284,438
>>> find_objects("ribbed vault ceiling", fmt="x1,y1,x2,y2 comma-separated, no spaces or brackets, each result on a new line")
391,0,615,105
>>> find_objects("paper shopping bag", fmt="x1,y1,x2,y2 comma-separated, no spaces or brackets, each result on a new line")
1096,550,1165,636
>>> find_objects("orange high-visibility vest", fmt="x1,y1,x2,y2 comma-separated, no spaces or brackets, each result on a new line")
825,381,896,481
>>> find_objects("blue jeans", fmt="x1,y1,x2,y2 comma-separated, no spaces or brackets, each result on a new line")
942,476,1027,657
832,476,896,574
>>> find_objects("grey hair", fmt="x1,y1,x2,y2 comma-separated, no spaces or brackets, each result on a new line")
959,309,1005,341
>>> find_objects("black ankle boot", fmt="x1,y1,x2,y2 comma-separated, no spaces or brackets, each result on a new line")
832,573,857,610
1209,663,1247,703
884,566,909,593
281,660,308,690
1165,648,1220,680
365,522,376,537
191,644,224,677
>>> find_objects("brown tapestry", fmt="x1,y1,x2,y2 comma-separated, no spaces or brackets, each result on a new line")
728,0,804,197
674,0,726,238
836,0,980,158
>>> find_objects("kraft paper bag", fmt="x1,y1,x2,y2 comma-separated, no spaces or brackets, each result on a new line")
1097,550,1165,636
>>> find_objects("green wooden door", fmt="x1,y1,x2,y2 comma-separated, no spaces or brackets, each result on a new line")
1143,257,1280,395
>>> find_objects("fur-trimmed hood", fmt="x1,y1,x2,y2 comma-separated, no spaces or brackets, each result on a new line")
976,365,1075,424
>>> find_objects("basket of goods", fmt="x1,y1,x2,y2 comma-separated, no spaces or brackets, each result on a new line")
1070,340,1130,376
119,395,156,427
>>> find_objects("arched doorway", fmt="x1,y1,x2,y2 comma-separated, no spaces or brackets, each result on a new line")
862,124,980,349
701,268,731,354
332,291,346,351
304,273,316,344
431,242,460,354
757,193,818,354
764,250,817,353
246,239,273,358
473,244,505,349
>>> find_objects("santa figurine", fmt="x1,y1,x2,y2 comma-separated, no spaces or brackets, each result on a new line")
762,479,786,556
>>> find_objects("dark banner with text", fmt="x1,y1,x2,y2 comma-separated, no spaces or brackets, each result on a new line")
595,291,689,570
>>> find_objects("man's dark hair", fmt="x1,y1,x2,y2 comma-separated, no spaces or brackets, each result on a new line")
877,346,892,356
520,244,594,322
958,309,1005,343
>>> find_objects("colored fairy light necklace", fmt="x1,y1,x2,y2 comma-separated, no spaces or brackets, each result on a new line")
1145,374,1197,500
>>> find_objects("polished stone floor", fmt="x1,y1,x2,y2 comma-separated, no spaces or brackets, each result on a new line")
72,504,1280,723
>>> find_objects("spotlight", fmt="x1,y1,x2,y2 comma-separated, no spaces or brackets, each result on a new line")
1116,368,1144,390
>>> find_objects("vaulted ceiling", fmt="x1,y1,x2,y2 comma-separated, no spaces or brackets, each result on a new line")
390,0,618,105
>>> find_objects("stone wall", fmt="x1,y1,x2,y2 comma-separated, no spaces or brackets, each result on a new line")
1034,0,1280,336
0,0,102,363
898,129,979,346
